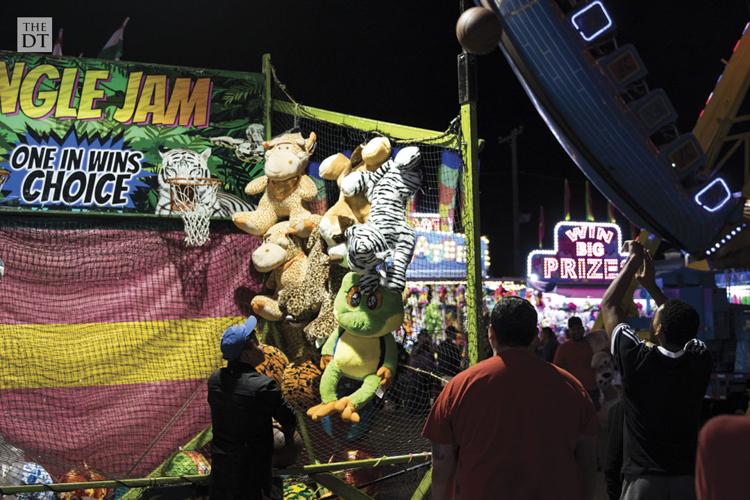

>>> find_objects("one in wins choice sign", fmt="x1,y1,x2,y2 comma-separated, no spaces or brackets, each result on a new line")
528,221,628,286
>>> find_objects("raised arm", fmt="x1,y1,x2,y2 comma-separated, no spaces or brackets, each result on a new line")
269,381,297,434
600,242,644,336
636,249,668,307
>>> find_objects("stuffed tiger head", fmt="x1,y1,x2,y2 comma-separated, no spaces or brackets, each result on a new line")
158,148,211,183
156,148,215,215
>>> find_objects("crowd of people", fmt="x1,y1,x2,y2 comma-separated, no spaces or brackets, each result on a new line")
205,240,745,499
422,241,742,500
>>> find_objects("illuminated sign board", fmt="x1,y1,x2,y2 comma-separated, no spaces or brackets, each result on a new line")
527,221,627,285
408,230,490,280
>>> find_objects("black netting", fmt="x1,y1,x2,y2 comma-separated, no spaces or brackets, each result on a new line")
271,110,464,235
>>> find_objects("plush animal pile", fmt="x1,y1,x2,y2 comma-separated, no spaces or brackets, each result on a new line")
225,130,422,424
318,137,392,260
233,132,319,237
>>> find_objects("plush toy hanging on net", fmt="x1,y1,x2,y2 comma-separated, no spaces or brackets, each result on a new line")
306,145,423,424
342,146,422,294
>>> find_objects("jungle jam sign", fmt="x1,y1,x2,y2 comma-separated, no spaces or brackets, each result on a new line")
0,51,263,214
527,222,627,285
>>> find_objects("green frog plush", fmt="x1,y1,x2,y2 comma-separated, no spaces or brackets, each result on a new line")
306,272,403,423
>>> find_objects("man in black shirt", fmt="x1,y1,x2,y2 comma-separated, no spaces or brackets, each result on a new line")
208,316,297,500
601,242,711,500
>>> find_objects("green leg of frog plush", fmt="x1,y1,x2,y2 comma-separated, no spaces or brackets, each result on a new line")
307,272,403,424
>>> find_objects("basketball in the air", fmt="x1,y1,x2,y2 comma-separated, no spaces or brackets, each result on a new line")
456,6,502,55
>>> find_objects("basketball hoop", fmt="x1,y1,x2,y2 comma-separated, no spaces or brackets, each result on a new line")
166,177,223,247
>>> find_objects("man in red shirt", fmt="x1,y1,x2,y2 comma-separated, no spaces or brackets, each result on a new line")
422,296,598,500
554,317,599,407
695,415,750,500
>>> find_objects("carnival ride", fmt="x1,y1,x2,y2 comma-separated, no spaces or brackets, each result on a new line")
477,0,748,259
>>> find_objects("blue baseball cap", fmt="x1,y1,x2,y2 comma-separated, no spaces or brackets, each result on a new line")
220,316,258,361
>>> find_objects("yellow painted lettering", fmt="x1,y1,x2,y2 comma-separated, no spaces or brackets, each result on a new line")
113,71,142,123
19,64,60,119
0,61,25,114
132,75,167,124
77,70,110,120
163,77,211,127
54,67,79,119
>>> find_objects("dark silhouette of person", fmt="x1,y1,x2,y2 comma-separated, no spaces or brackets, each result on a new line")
207,316,296,500
436,326,463,378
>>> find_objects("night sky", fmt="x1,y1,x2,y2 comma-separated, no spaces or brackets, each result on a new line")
1,1,748,276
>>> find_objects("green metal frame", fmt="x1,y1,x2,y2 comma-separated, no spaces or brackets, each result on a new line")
272,100,459,150
460,103,483,366
409,466,432,500
262,53,273,140
0,453,430,496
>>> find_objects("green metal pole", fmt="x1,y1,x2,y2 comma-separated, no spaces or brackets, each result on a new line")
311,473,375,500
458,52,483,367
282,452,431,475
295,411,319,464
262,53,272,140
410,466,433,500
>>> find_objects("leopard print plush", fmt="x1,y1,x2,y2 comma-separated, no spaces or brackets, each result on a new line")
280,227,344,344
281,360,322,411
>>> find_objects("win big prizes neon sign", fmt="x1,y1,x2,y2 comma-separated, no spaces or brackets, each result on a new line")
528,222,627,285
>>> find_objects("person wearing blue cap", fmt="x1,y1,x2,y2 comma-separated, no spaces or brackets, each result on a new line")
207,316,296,500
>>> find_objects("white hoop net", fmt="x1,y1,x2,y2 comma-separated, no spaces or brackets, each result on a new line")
166,177,222,247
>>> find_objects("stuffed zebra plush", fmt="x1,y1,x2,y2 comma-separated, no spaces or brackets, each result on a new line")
341,146,421,295
155,148,255,217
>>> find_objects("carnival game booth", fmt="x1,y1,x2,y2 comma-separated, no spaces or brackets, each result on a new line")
402,212,490,347
0,51,478,499
527,220,653,336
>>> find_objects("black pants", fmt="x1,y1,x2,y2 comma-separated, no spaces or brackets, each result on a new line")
210,452,270,500
620,475,696,500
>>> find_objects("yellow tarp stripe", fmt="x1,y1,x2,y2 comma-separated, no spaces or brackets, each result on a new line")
0,317,242,389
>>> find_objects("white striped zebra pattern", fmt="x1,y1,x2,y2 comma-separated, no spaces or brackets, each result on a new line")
342,146,422,295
